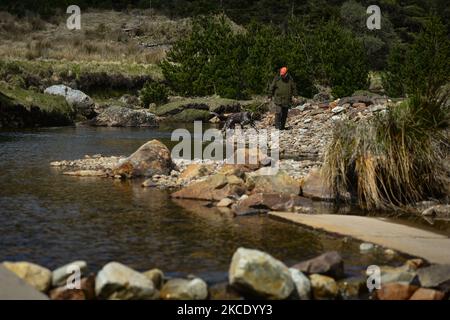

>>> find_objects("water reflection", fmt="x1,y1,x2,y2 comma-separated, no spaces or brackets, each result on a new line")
0,126,430,283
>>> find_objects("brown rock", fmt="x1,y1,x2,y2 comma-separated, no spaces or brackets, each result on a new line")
352,102,366,109
219,164,252,176
233,193,312,216
171,174,246,201
80,274,96,300
217,198,235,207
409,288,445,300
179,164,213,181
301,168,333,201
246,169,300,195
376,283,418,300
49,287,86,300
309,274,338,300
292,251,344,279
224,147,270,172
112,140,174,178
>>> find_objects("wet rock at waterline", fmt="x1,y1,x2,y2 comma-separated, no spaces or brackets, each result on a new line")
171,174,246,201
232,193,313,216
292,251,344,279
112,140,175,178
44,85,96,119
95,262,156,300
3,261,52,293
228,248,294,299
160,278,208,300
300,168,334,201
86,105,158,127
246,169,301,195
52,260,88,287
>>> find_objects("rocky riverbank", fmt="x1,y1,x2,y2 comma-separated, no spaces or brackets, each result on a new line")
3,247,449,300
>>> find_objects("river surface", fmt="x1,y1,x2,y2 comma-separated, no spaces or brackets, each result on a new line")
0,125,444,283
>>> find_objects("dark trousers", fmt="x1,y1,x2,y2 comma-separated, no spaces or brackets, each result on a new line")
274,104,289,130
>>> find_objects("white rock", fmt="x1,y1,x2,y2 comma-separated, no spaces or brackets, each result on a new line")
160,278,208,300
289,268,311,300
360,242,375,253
331,106,345,114
95,262,155,300
229,247,294,299
52,260,88,287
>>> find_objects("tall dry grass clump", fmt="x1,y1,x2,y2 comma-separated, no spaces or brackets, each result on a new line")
323,16,449,210
323,93,449,209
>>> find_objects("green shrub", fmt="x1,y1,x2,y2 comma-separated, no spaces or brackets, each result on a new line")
162,15,369,99
383,16,450,98
139,81,169,107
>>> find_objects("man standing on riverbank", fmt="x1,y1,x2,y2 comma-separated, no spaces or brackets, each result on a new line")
268,67,298,130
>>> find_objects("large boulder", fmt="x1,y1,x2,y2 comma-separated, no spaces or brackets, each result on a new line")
95,262,156,300
160,278,208,300
246,169,300,195
89,105,158,127
3,261,52,292
291,251,344,279
171,173,246,201
44,85,95,118
232,193,313,216
228,248,294,299
112,140,174,178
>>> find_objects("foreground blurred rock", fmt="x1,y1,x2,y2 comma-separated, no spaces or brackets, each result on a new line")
228,248,294,299
95,262,156,300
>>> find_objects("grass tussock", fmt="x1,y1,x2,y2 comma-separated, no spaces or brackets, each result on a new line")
323,92,449,210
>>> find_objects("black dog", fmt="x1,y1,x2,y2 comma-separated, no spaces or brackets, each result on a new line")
211,111,258,132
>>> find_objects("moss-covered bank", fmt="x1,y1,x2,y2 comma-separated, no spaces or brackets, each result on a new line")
0,84,74,128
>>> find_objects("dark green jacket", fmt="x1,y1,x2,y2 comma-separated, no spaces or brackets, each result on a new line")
268,74,298,106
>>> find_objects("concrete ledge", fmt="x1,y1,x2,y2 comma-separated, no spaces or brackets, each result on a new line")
0,265,48,300
269,212,450,264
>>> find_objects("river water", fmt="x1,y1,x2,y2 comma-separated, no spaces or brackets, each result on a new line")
0,125,439,283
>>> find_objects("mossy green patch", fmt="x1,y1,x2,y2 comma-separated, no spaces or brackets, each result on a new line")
152,97,241,117
0,82,72,114
168,109,211,122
